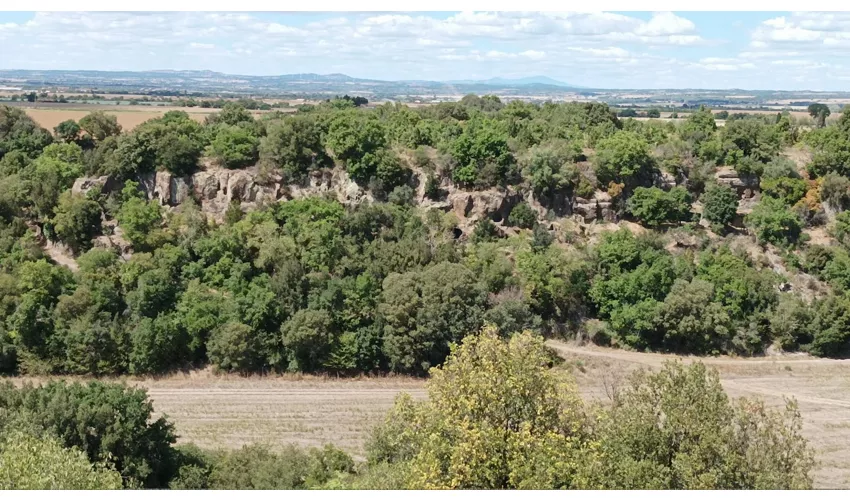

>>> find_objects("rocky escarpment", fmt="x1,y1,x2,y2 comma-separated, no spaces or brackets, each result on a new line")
73,166,622,235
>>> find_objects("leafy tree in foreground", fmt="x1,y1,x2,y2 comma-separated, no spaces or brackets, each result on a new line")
367,328,593,489
588,361,814,489
0,430,123,490
0,380,177,488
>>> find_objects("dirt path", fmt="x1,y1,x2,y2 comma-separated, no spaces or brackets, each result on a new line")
548,341,850,489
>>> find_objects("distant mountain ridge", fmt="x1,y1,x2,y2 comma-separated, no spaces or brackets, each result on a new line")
445,75,581,88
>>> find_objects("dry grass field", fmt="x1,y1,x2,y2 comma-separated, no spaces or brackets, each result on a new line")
8,343,850,488
12,104,292,131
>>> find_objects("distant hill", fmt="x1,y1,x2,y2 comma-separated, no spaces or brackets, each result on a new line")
0,69,591,98
445,76,581,88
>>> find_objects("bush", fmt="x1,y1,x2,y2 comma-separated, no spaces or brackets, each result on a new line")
594,130,656,188
701,183,739,228
0,380,177,488
588,361,814,489
626,186,692,227
507,202,537,229
206,125,259,169
746,196,803,246
51,191,102,254
0,430,123,489
207,322,261,373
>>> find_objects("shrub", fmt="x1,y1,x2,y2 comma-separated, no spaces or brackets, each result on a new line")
587,361,814,489
206,125,259,169
0,381,177,488
701,183,739,228
507,202,537,229
0,430,122,489
746,196,803,246
626,186,692,227
51,191,102,254
207,322,261,373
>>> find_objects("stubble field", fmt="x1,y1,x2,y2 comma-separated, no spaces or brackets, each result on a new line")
12,343,845,488
7,103,292,131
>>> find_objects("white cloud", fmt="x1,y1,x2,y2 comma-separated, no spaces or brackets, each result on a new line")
636,12,696,37
1,11,847,90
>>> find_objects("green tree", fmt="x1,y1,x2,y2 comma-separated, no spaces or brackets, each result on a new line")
51,191,102,254
746,196,803,246
206,125,259,169
260,115,330,182
79,111,122,141
379,262,486,373
0,104,53,159
0,380,177,488
820,172,850,210
54,119,81,143
520,139,581,197
654,279,732,353
0,430,122,489
207,321,261,373
807,295,850,357
760,176,807,206
116,181,163,249
808,103,830,128
701,183,739,228
507,202,537,229
587,361,813,489
594,130,656,189
325,112,388,184
680,105,718,157
281,309,337,372
367,328,593,489
627,187,692,227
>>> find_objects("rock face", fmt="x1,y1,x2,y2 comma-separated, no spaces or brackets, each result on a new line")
715,167,759,196
72,176,113,196
129,167,373,222
573,192,617,224
75,165,619,234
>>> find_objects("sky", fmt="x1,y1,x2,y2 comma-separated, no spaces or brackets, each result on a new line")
0,11,849,90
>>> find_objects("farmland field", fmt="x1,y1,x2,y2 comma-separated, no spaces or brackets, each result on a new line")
13,344,848,488
5,102,291,131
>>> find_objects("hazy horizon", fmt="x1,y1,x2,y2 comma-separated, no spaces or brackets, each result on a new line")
1,12,849,91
